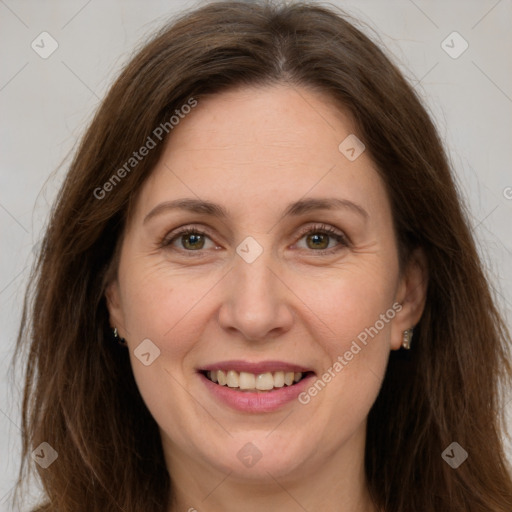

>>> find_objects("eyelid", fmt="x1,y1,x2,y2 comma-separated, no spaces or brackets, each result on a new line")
160,224,219,249
294,223,349,245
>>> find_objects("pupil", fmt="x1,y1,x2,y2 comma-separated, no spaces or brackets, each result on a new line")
184,234,203,249
308,233,328,249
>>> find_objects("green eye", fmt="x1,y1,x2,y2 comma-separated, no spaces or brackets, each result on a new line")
161,223,349,256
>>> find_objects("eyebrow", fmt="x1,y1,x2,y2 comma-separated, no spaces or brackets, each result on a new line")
143,197,369,224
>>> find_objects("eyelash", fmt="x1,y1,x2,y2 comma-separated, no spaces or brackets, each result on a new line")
160,223,350,256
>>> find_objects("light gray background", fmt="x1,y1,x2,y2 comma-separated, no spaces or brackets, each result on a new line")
1,0,511,509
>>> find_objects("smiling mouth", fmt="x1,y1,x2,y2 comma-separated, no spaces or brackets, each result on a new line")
201,369,313,392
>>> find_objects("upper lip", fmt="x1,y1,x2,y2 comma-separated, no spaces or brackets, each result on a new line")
199,360,314,375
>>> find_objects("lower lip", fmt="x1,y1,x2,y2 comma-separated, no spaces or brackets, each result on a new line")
199,372,314,413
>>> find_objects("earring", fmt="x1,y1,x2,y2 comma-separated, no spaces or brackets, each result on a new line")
112,327,127,346
402,328,413,350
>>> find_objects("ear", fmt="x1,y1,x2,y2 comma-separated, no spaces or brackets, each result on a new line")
105,279,126,338
391,247,428,350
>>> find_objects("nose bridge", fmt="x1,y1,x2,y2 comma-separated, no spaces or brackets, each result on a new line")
235,250,276,303
218,242,293,340
233,233,276,295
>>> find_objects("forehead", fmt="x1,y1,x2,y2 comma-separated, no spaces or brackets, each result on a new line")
131,84,390,224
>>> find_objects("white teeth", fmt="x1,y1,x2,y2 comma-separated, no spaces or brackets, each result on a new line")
226,370,238,388
273,371,285,388
256,372,274,390
284,372,294,386
217,370,227,386
206,369,305,391
239,371,256,390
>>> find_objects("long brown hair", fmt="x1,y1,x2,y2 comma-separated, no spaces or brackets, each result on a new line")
12,1,512,510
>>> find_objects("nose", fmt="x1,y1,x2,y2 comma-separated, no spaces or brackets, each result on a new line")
217,250,294,342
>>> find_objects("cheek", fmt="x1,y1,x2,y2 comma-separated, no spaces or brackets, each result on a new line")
295,260,397,353
115,264,192,401
119,265,200,438
117,262,221,413
119,259,211,346
292,261,397,427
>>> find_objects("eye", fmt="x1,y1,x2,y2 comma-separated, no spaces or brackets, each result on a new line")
160,223,349,256
161,226,218,252
294,224,349,255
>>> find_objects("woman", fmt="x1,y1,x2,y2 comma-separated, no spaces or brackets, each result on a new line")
12,1,512,511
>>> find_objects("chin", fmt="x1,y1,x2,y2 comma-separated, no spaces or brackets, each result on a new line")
205,433,313,481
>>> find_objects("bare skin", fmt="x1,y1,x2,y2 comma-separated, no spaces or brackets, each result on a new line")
106,84,427,512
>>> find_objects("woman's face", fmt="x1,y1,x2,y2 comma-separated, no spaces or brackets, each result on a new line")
107,84,425,486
